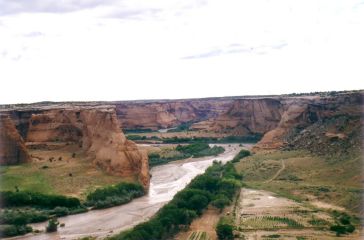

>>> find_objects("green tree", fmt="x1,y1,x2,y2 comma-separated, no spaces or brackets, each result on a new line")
211,196,230,212
46,218,59,233
216,223,234,240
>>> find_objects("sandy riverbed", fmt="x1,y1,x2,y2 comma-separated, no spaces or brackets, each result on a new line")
13,144,247,240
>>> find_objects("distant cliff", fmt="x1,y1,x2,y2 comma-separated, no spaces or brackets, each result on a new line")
0,115,30,165
1,91,362,164
114,99,233,130
191,98,283,136
253,92,363,153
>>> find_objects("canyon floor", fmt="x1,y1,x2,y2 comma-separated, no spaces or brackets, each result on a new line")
0,143,136,199
177,149,363,240
9,144,244,240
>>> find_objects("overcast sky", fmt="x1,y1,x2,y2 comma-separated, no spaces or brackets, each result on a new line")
1,0,363,104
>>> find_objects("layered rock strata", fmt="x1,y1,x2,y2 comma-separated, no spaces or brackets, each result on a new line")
26,108,150,188
0,114,30,165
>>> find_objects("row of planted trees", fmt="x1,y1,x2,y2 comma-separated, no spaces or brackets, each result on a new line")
109,153,247,240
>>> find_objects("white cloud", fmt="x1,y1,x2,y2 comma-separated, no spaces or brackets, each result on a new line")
0,0,363,104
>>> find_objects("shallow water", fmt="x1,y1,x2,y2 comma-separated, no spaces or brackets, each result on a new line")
13,144,245,240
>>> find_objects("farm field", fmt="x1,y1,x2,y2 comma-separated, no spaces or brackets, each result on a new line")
232,188,360,239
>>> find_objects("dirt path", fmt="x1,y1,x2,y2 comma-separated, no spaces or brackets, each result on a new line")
265,159,285,183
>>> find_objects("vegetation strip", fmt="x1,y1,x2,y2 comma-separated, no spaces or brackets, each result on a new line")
126,135,262,144
0,182,145,238
108,153,246,240
148,143,225,167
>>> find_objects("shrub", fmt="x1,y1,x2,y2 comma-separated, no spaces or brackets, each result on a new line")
0,224,32,237
50,207,69,217
46,218,59,232
345,224,355,233
211,196,231,212
0,191,81,209
216,222,234,240
330,225,347,236
0,209,48,225
231,149,251,163
86,182,144,209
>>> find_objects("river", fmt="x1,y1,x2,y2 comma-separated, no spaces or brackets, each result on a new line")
14,144,247,240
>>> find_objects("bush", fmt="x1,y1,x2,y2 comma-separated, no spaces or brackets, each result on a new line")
126,135,147,141
330,225,347,236
148,144,224,167
148,152,189,167
176,143,210,155
0,209,48,225
0,191,81,209
86,182,144,209
216,222,234,240
231,149,251,163
50,207,69,217
46,218,59,233
0,224,32,237
211,196,231,212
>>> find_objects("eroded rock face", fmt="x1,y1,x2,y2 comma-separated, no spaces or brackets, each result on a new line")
0,115,30,165
115,99,233,130
253,93,364,151
27,108,150,188
192,98,284,136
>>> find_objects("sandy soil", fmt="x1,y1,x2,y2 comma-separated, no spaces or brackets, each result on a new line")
175,207,221,240
235,188,361,240
12,144,245,240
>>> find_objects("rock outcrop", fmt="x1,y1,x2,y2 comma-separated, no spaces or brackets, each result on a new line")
115,99,233,130
26,108,150,188
1,91,362,161
0,115,30,165
191,98,283,136
253,92,364,151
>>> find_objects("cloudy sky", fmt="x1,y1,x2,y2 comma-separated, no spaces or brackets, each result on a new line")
1,0,363,104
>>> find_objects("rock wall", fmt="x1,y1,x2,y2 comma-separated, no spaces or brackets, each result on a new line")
0,115,30,165
253,93,364,151
114,99,233,130
1,91,362,160
26,108,150,188
191,98,283,136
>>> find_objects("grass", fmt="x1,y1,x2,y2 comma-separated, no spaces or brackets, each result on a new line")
240,216,304,230
0,165,54,194
308,218,330,227
234,150,363,214
0,148,136,199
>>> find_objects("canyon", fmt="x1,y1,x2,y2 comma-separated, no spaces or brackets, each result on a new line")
1,91,362,170
0,90,363,239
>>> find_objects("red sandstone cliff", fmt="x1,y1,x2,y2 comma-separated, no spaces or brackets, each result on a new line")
0,115,30,165
114,99,233,130
191,98,283,136
26,108,149,188
1,91,362,157
253,93,363,151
